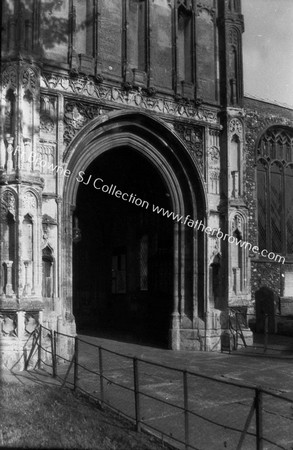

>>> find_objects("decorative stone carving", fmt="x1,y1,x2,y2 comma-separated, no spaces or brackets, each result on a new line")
40,116,55,134
25,311,39,335
0,312,17,336
232,214,243,235
174,123,204,170
228,27,239,45
1,190,16,218
23,192,37,212
208,146,220,162
1,66,17,89
197,2,216,21
38,144,55,173
209,235,221,264
229,118,243,135
22,67,37,92
209,170,220,194
245,109,293,147
64,101,109,144
41,74,219,142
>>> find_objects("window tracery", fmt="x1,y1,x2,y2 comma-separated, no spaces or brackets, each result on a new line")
257,127,293,255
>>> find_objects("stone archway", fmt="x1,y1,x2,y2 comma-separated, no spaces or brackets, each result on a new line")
61,110,207,350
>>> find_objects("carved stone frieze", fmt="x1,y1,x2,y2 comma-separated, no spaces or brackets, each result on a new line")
64,101,111,144
41,74,219,126
173,123,204,170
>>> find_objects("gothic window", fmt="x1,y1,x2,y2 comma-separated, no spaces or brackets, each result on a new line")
177,5,193,84
257,127,293,255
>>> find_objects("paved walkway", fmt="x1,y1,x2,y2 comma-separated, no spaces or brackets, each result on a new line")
5,333,293,450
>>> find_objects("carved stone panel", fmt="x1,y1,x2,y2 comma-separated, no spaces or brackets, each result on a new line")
0,311,17,336
64,101,111,144
173,123,204,172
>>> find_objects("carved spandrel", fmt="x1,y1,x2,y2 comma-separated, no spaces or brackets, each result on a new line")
64,101,110,144
174,123,204,171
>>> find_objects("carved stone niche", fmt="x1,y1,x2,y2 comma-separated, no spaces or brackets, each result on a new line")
0,311,17,337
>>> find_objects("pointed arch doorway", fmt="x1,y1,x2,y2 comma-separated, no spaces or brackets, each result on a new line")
62,111,206,349
73,148,173,345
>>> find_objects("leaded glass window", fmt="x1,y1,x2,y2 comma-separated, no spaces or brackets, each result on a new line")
257,127,293,256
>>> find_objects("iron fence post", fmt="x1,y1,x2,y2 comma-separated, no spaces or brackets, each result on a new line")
183,370,190,450
54,330,58,377
264,314,268,353
73,336,79,391
133,357,141,432
98,346,104,405
38,326,42,369
51,330,56,378
255,387,263,450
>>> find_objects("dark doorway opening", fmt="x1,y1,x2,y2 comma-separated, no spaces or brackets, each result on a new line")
73,147,174,347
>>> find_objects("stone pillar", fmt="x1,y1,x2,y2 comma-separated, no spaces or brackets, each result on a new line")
23,138,32,172
6,135,14,173
17,310,25,338
23,260,30,297
232,170,239,197
171,222,180,350
4,260,14,296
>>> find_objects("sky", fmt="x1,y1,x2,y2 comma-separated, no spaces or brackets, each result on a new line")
242,0,293,108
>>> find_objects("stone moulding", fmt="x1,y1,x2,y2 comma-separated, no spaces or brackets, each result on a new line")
40,73,219,125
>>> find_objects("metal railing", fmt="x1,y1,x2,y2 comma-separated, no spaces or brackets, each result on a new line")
24,325,293,450
228,310,293,355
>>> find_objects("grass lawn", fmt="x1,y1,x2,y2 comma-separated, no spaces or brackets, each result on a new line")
0,382,168,449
